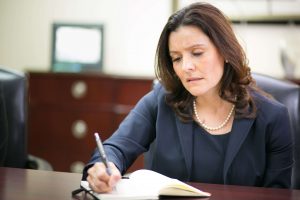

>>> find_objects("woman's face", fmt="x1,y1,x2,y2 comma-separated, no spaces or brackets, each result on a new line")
169,25,225,97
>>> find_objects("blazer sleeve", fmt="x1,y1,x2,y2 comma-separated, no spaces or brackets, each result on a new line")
263,105,293,188
82,84,162,179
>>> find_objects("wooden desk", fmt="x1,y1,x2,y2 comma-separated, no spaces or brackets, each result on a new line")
0,167,81,200
1,167,299,200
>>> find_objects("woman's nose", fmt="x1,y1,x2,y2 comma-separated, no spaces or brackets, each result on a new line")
182,58,195,71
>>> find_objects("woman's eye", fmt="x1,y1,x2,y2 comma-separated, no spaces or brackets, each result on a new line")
193,52,203,56
172,57,181,63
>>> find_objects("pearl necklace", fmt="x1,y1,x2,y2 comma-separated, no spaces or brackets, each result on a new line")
193,100,235,131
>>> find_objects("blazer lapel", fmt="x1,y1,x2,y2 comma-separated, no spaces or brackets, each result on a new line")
175,116,254,182
223,118,255,182
175,117,194,181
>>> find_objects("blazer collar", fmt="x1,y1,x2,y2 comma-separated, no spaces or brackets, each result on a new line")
176,117,254,181
223,118,254,181
175,117,194,180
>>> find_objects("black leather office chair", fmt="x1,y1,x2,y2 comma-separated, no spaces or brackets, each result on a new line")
0,67,27,167
253,73,300,189
0,67,52,170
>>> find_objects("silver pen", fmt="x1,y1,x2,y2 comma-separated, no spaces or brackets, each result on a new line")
94,132,112,175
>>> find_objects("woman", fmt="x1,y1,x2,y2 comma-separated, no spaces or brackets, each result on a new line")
84,2,293,192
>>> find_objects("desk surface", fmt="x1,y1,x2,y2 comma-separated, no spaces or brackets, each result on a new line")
0,167,299,200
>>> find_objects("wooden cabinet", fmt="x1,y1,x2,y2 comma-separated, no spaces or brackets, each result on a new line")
28,72,153,173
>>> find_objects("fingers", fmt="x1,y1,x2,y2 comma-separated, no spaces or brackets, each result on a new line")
108,162,122,187
87,162,121,193
87,162,110,193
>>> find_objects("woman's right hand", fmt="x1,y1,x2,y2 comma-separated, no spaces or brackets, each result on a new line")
87,162,122,193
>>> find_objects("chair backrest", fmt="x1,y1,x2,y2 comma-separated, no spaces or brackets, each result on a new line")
253,73,300,189
0,67,27,168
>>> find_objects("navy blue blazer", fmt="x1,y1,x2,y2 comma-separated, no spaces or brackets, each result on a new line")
84,83,293,188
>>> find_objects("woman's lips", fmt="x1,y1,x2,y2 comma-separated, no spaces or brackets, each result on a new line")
187,77,203,82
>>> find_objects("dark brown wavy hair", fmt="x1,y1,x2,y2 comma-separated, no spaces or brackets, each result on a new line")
155,2,259,122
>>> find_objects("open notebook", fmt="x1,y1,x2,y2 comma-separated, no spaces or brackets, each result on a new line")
80,169,211,200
